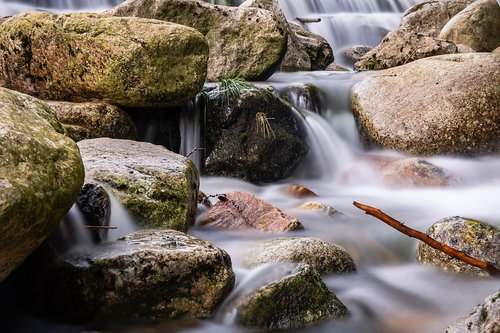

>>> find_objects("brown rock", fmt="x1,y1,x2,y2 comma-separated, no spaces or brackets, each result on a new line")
283,185,317,198
290,23,334,70
198,191,303,232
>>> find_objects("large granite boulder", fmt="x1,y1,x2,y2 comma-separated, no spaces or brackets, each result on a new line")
45,229,235,322
438,0,500,52
243,237,356,275
78,138,199,231
445,291,500,333
0,12,208,107
198,191,303,232
417,217,500,276
204,85,308,182
108,0,287,81
227,263,349,329
0,88,84,282
354,0,477,70
47,101,137,142
352,53,500,156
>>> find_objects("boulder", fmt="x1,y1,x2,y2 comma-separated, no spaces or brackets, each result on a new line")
326,62,350,71
283,185,317,198
76,182,111,243
204,85,308,182
367,156,458,187
0,88,84,282
0,12,208,107
45,229,235,322
108,0,287,81
445,291,500,333
494,46,500,54
340,45,372,67
352,53,500,156
354,29,457,70
438,0,500,52
241,0,311,71
232,264,349,329
294,201,339,216
198,191,303,232
47,101,137,142
417,217,500,276
400,0,478,36
243,238,356,275
78,138,199,231
289,23,334,70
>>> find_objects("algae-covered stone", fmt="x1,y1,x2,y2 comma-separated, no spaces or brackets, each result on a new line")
445,291,500,333
233,263,349,329
204,86,308,182
78,138,199,231
0,12,208,107
0,87,84,282
352,53,500,155
108,0,287,81
46,229,235,322
438,0,500,52
244,238,356,275
417,217,500,276
47,101,137,142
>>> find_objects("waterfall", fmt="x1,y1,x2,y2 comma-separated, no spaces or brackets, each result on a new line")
180,94,205,171
0,0,124,15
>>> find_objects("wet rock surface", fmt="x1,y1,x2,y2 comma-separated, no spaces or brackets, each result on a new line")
198,191,304,232
232,263,349,329
0,88,84,282
109,0,287,81
243,237,356,275
0,12,208,107
45,229,235,322
417,216,500,276
289,23,334,70
445,290,500,333
78,138,199,231
48,101,137,142
352,53,500,156
204,86,308,182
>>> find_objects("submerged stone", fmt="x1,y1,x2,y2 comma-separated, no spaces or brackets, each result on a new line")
46,229,235,322
0,87,84,282
0,12,208,107
108,0,287,81
78,138,199,231
233,264,349,329
243,237,356,275
417,216,500,276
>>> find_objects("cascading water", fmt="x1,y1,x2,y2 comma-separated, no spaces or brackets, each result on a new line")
1,0,499,332
0,0,124,15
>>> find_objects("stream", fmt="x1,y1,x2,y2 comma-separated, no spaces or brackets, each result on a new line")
1,0,499,332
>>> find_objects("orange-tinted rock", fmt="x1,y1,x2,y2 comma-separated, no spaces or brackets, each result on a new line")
198,191,303,232
283,185,318,198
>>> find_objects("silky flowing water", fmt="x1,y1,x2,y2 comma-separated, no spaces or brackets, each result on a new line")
1,0,499,332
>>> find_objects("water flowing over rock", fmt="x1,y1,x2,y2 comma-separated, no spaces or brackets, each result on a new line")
232,264,349,329
243,238,356,275
204,87,308,182
438,0,500,52
417,216,500,276
352,53,500,156
198,191,303,232
47,101,137,142
45,229,235,322
78,138,199,231
108,0,287,81
0,12,208,107
445,291,500,333
76,182,111,243
0,88,84,282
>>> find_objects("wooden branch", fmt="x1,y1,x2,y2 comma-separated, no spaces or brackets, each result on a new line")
84,225,117,230
296,17,321,23
353,201,500,277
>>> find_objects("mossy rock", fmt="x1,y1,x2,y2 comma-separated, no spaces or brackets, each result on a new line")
78,138,199,231
108,0,287,81
45,229,235,322
0,87,84,282
417,216,500,276
0,12,208,107
234,263,349,329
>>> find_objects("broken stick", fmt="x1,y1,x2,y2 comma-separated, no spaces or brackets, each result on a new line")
353,201,500,277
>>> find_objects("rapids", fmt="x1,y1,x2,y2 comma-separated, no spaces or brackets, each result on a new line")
0,0,498,332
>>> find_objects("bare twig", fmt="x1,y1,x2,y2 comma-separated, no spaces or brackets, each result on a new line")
353,201,500,277
296,17,321,23
84,225,118,230
187,147,205,158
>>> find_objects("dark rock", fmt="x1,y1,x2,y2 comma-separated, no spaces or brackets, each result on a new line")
198,191,303,232
290,23,335,70
76,182,111,243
